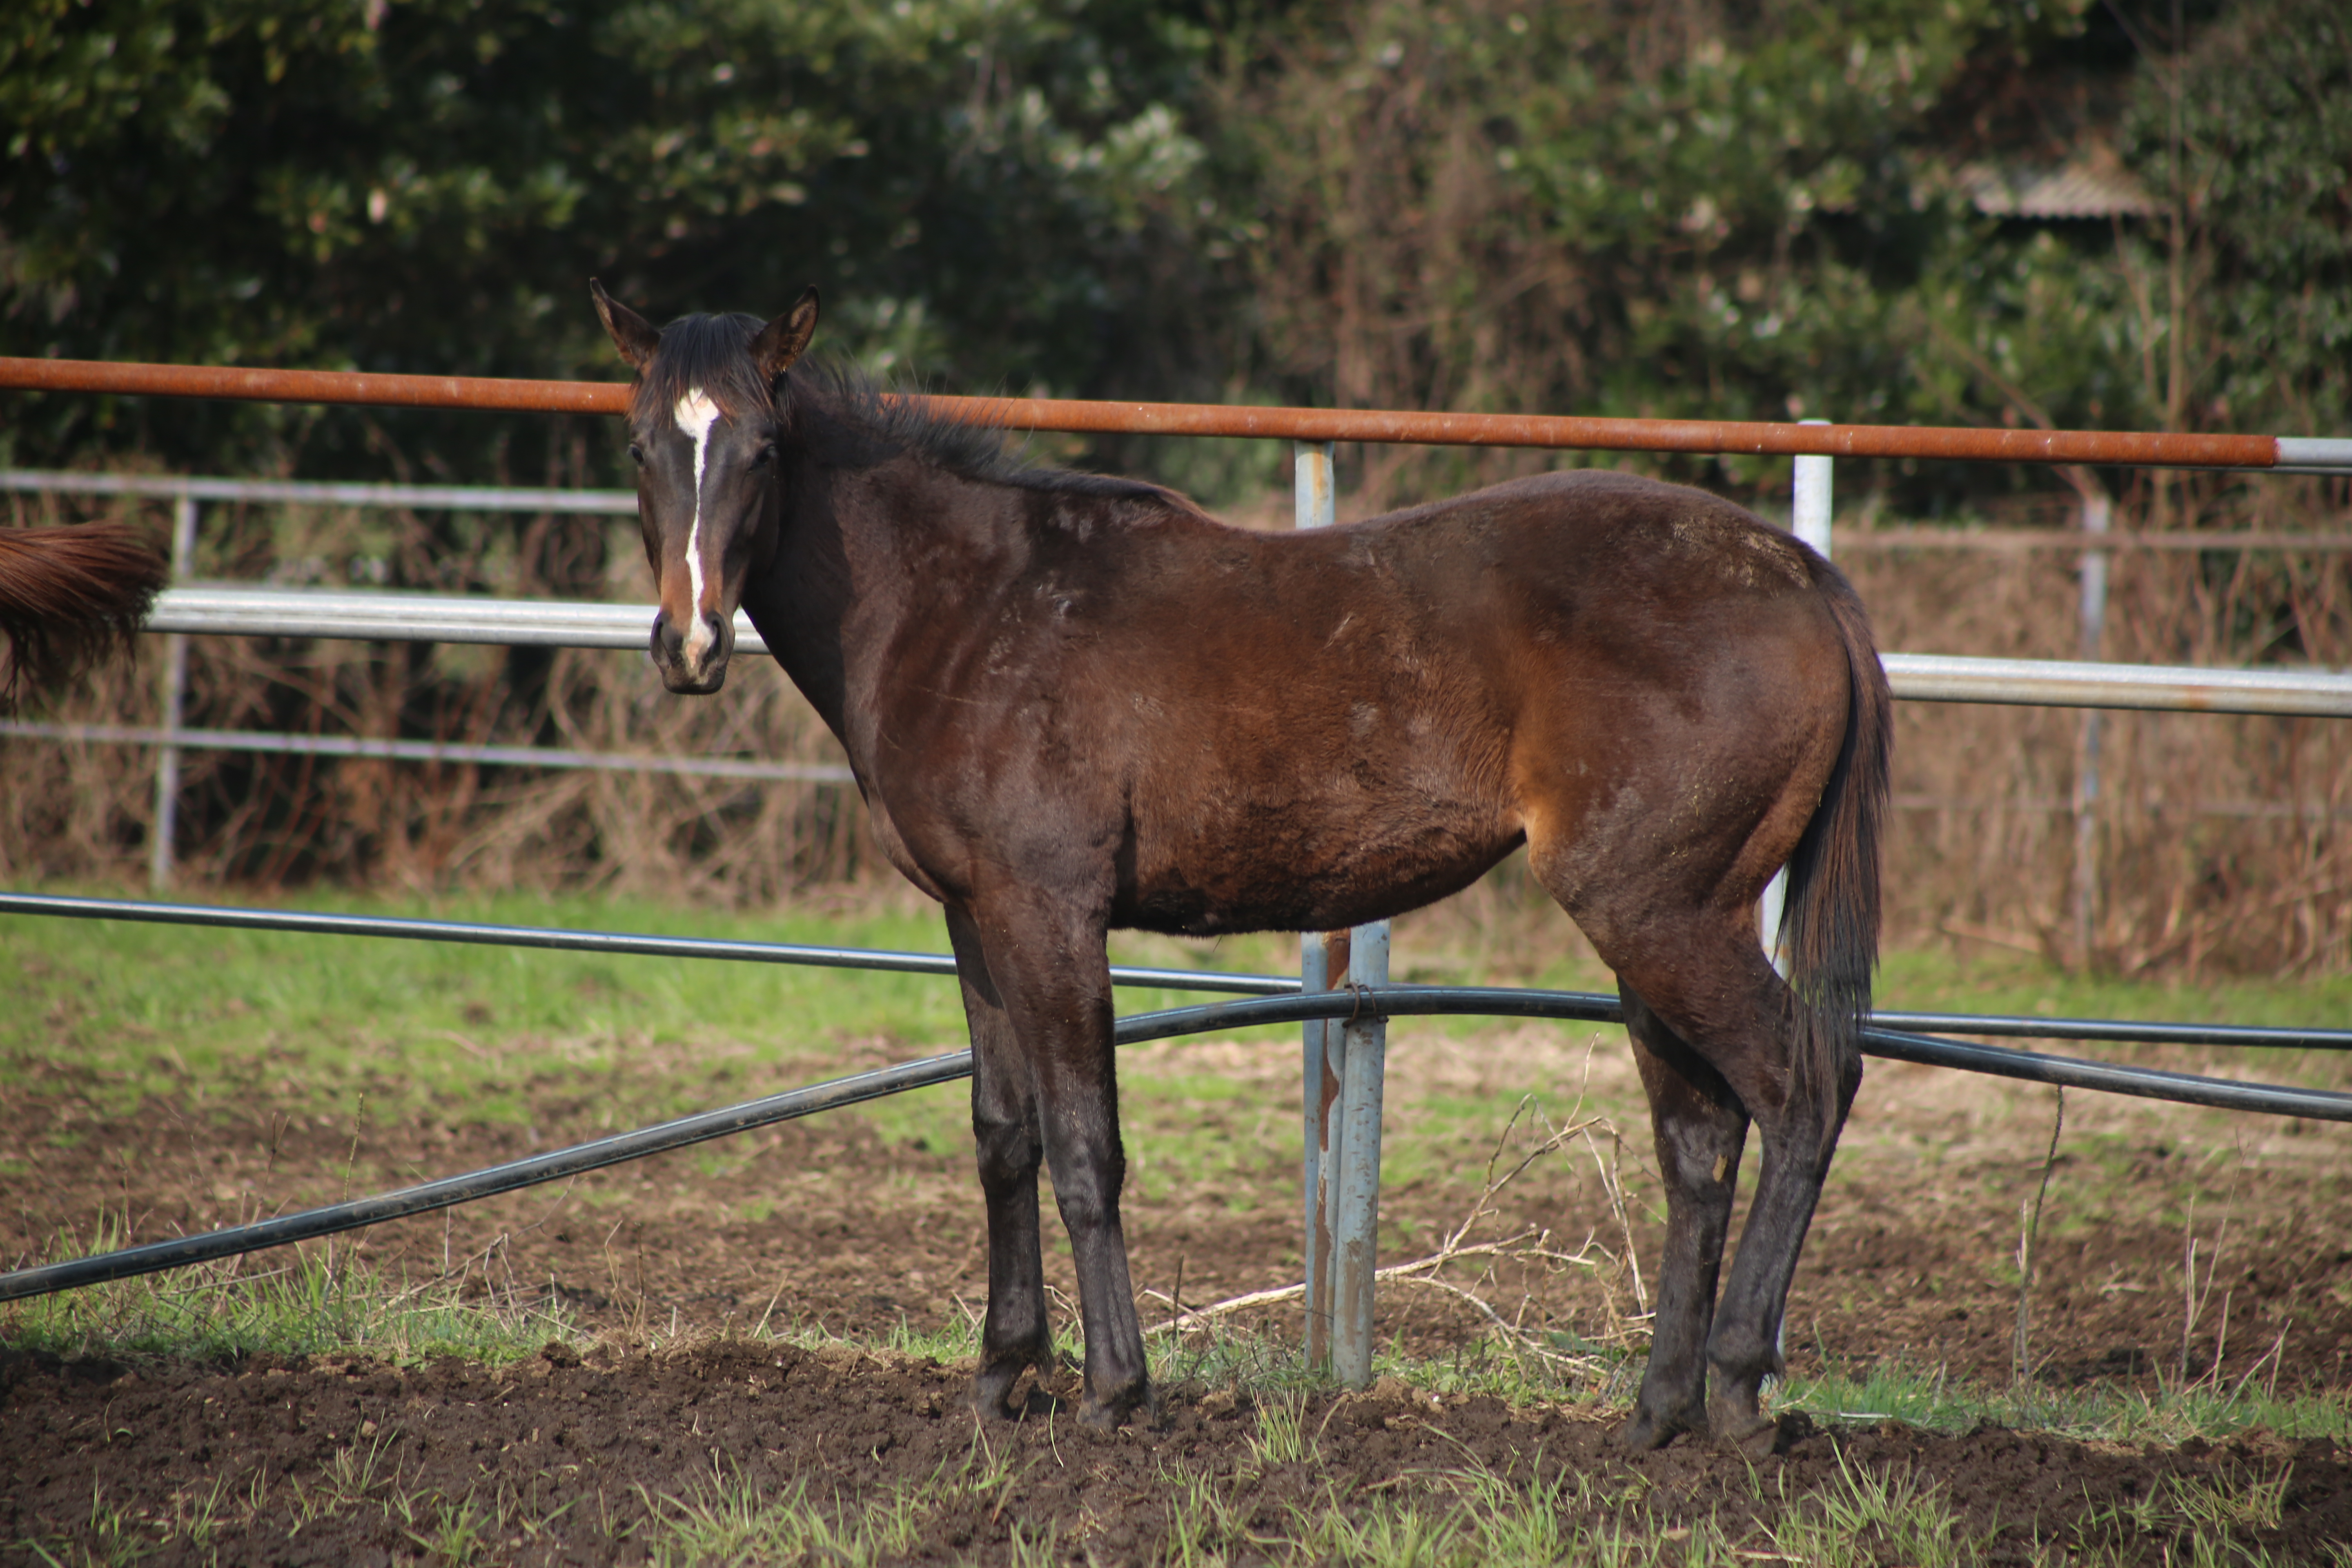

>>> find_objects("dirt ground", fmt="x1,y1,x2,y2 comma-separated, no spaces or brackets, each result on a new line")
5,1020,2352,1562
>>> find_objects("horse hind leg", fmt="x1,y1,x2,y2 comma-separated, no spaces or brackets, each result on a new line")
1611,983,1750,1452
1572,904,1851,1458
1702,987,1861,1457
1619,935,1857,1457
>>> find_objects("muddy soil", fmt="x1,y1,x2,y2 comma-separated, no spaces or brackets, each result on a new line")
5,1022,2351,1562
6,1339,2350,1565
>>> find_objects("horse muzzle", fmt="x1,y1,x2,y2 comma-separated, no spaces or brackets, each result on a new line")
650,608,734,695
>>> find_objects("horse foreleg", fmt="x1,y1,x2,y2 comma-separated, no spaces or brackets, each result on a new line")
1036,1026,1152,1427
967,893,1153,1428
947,904,1052,1418
1614,983,1750,1452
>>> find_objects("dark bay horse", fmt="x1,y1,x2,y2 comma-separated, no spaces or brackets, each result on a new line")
0,524,167,708
591,282,1892,1457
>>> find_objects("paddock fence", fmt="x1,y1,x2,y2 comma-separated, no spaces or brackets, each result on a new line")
4,354,2351,1384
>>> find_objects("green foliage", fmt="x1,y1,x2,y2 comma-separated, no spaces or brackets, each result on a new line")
1,0,1220,479
1205,0,2256,508
2129,0,2352,432
3,0,2343,514
1497,0,2065,418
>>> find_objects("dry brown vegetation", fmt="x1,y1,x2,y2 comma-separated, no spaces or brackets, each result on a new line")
1844,474,2352,974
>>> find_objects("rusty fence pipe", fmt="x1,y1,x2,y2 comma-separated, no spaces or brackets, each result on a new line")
0,358,631,416
1,356,2323,469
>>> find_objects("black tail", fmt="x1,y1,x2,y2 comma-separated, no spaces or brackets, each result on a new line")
1778,559,1893,1123
0,524,169,710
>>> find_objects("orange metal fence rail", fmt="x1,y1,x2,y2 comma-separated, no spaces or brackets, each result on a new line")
0,355,2315,469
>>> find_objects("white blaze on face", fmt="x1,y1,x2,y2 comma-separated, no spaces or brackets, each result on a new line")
672,388,723,660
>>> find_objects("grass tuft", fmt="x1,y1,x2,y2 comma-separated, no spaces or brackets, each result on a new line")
2,1220,575,1367
1780,1355,2352,1445
639,1437,1016,1567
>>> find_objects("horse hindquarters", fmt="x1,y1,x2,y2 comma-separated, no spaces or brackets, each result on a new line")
1530,568,1886,1457
1689,566,1887,1450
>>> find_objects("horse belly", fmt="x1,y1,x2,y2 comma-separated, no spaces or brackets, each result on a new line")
1116,757,1519,938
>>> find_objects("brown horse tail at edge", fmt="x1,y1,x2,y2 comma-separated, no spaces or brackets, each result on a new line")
0,524,170,711
1777,561,1895,1125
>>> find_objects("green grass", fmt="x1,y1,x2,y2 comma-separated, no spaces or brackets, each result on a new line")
0,885,1322,1129
640,1438,1022,1568
2,887,963,1121
9,878,2351,1402
1873,945,2352,1094
1874,945,2352,1031
8,880,2343,1148
2,1218,574,1366
1780,1355,2352,1446
9,882,2349,1566
7,1274,2341,1567
26,1438,2333,1568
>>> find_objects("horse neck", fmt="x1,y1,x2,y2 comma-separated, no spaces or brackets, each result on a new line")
751,441,1022,735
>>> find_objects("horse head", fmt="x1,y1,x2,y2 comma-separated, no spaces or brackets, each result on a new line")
591,279,817,694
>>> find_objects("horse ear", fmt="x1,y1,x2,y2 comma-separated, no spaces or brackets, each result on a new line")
752,287,820,383
590,279,660,370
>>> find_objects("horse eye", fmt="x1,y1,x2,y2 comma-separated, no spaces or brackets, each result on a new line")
628,443,646,466
751,443,777,468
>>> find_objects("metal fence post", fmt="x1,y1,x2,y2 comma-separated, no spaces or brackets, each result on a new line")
149,492,198,889
1330,919,1390,1383
1301,929,1323,1334
1296,441,1340,1363
1760,424,1833,967
1292,439,1392,1383
2074,491,2112,962
1303,927,1346,1364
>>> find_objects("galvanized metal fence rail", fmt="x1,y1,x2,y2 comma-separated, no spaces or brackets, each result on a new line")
0,469,813,885
4,355,2349,1385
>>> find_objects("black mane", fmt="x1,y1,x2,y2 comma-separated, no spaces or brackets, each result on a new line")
785,358,1192,508
634,312,1199,508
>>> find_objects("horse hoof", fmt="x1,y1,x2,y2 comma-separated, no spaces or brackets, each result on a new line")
969,1366,1031,1421
1716,1412,1784,1460
1611,1405,1698,1452
1078,1381,1156,1431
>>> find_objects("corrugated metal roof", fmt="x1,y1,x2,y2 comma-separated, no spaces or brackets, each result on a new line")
1962,163,2160,219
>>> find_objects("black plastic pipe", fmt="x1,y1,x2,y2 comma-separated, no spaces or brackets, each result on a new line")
3,986,2344,1304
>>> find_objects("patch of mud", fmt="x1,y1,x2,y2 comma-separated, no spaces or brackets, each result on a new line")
5,1024,2352,1560
4,1341,2348,1565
